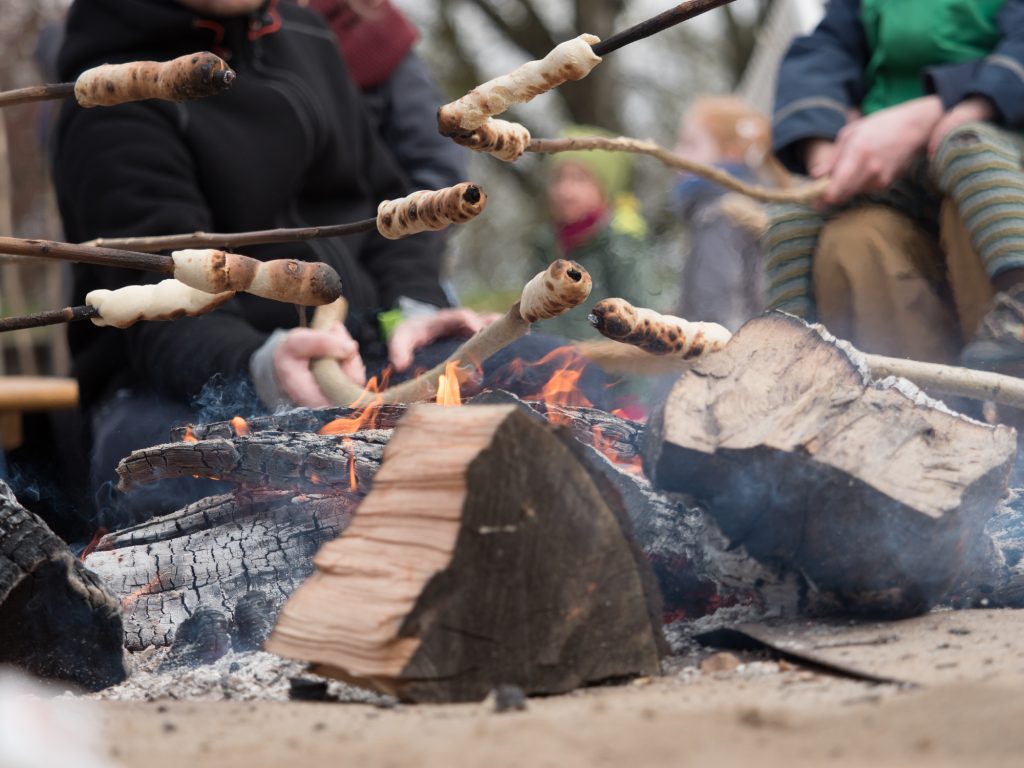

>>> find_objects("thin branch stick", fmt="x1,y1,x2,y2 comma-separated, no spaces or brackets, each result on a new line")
528,136,828,204
591,0,738,56
80,219,377,253
0,237,174,273
311,260,592,406
0,83,75,109
0,305,99,333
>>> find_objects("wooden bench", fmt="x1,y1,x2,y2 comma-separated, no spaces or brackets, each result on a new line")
0,377,78,450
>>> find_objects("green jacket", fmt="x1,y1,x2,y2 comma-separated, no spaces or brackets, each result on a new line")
532,213,651,341
861,0,1005,114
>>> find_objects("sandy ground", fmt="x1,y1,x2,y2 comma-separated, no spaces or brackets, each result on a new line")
50,609,1020,768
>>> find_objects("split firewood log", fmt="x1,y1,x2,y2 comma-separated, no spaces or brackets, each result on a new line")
74,52,234,107
437,34,602,136
311,259,592,406
642,314,1018,618
266,404,664,702
0,481,126,689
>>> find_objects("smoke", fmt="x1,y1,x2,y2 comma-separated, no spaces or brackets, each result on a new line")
190,372,266,425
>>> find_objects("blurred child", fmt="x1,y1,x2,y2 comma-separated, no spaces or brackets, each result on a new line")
534,126,652,339
673,96,777,331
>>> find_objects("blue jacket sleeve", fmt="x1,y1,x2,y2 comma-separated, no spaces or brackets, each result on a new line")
772,0,869,174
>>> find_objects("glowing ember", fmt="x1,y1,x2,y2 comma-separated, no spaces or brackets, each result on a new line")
310,472,321,485
320,376,384,436
182,426,198,443
121,574,163,608
435,361,463,407
231,416,251,437
592,425,643,475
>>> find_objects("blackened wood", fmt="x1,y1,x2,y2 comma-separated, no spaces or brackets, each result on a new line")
643,314,1017,618
0,481,126,689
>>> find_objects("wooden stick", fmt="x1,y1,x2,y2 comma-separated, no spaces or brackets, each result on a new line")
79,182,487,252
591,0,738,56
528,136,828,204
311,260,593,406
0,305,99,333
0,53,235,110
0,237,174,273
0,83,75,109
80,219,377,253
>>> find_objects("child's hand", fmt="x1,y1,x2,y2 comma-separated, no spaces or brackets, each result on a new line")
928,97,997,157
388,309,499,373
818,96,944,208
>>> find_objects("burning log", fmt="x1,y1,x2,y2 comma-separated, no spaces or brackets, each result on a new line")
92,394,781,652
266,404,665,703
642,314,1017,617
81,183,489,253
0,481,126,689
311,259,592,405
0,52,234,109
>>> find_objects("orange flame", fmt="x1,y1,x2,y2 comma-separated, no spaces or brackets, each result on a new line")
320,375,384,436
344,438,358,491
435,361,463,407
231,416,251,437
79,527,108,561
512,345,594,425
183,426,198,443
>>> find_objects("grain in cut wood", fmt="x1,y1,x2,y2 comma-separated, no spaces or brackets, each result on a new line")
519,258,592,323
86,279,234,328
437,34,601,135
74,52,234,107
588,298,731,358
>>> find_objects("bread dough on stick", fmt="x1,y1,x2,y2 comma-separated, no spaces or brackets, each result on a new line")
171,249,342,306
452,119,532,162
86,280,233,329
437,34,601,136
520,258,592,323
588,298,731,359
376,183,487,239
74,52,234,108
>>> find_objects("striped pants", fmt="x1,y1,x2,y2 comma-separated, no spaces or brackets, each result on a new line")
763,122,1024,329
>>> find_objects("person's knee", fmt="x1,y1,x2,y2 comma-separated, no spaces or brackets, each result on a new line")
815,207,906,276
931,121,1019,185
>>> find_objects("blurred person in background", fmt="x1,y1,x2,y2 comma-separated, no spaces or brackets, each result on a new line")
533,126,653,340
764,0,1024,374
672,96,776,331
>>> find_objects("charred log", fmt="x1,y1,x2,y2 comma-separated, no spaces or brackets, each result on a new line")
267,404,665,703
643,314,1017,618
0,481,126,689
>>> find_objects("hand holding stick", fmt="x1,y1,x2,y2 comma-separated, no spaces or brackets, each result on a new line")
0,52,234,110
311,259,592,406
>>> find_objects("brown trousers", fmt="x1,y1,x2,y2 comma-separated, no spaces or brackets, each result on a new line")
814,202,993,364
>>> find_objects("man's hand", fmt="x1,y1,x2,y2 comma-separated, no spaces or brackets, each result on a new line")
273,324,366,408
388,308,500,373
818,96,944,208
928,96,997,157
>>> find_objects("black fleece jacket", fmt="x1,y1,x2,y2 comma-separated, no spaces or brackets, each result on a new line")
55,0,448,410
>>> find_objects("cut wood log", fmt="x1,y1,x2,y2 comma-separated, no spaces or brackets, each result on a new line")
267,404,664,702
0,481,126,689
643,314,1018,618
